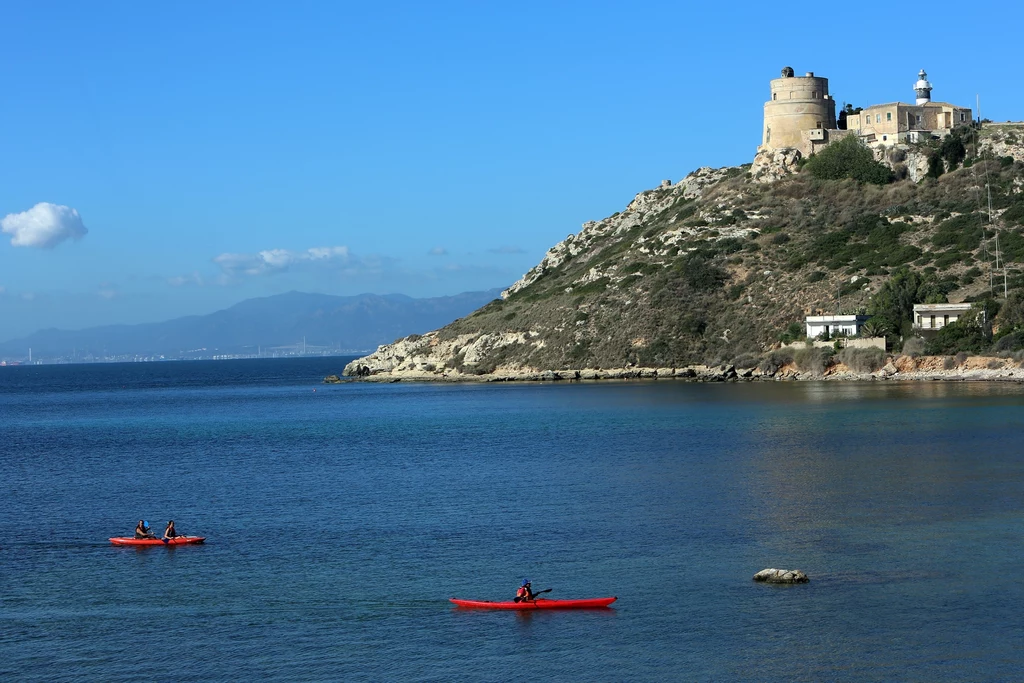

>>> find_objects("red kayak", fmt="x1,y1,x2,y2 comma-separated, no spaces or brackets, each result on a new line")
450,597,616,610
109,536,205,546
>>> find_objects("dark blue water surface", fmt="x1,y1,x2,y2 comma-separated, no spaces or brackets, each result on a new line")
2,358,1023,681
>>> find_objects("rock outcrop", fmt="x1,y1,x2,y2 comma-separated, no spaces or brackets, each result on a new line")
502,166,740,299
750,147,801,183
753,568,809,584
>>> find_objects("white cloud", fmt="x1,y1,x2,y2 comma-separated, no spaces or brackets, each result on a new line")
213,246,352,276
428,247,448,256
168,272,204,287
1,202,88,248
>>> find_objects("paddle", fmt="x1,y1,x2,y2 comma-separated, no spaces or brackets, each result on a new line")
513,588,552,603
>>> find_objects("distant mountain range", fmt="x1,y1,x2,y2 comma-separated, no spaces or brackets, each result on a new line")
0,289,502,361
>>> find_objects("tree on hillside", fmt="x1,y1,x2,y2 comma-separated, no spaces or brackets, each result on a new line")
926,308,988,355
804,135,893,185
994,290,1024,330
868,267,949,345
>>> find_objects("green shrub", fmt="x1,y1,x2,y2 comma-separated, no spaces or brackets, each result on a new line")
939,131,967,170
837,347,885,372
675,256,727,291
804,136,894,184
931,213,984,251
994,331,1024,352
901,337,926,357
1002,203,1024,225
572,277,610,295
794,347,833,374
759,349,794,374
926,309,988,354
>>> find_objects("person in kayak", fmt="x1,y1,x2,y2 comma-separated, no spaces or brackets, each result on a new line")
515,579,535,602
163,520,178,539
134,520,157,539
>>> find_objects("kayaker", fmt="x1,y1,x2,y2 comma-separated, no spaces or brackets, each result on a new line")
134,520,156,539
163,520,178,539
516,579,535,602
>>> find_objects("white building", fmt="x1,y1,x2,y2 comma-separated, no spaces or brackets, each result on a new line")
913,303,974,332
805,314,872,339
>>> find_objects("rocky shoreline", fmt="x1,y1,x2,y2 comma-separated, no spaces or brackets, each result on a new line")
330,354,1024,384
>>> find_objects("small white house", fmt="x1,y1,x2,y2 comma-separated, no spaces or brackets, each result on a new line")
913,302,974,331
805,314,872,339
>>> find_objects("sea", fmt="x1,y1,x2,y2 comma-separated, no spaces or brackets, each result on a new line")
1,358,1022,682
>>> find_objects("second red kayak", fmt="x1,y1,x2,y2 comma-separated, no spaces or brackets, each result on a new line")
109,536,205,546
450,597,616,610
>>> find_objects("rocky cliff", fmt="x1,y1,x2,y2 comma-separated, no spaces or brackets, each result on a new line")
345,126,1024,381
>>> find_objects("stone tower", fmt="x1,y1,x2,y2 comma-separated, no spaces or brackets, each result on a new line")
761,66,836,153
914,69,933,105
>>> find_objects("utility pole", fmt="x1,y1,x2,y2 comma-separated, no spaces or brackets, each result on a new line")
987,183,996,297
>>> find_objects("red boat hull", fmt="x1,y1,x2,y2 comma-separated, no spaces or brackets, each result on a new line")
450,597,616,610
109,536,205,546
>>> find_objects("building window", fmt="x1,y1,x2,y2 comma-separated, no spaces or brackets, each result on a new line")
882,135,888,141
960,112,966,121
876,114,881,123
812,91,818,98
917,315,922,325
886,112,892,122
930,315,936,328
773,93,777,101
816,121,822,129
944,315,949,326
916,115,922,124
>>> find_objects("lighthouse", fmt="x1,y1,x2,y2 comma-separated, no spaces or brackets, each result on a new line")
914,69,933,105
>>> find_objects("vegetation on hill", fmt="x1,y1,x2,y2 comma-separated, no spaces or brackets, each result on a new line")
350,126,1024,376
804,136,893,184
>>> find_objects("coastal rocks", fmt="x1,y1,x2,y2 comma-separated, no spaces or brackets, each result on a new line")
753,568,809,584
676,166,734,199
750,148,801,184
322,374,344,383
875,361,899,378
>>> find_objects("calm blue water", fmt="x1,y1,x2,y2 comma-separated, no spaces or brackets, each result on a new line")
2,359,1023,681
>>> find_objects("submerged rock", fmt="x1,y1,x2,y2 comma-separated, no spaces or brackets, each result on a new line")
753,568,809,584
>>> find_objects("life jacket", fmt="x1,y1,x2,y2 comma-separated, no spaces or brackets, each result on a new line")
517,586,530,600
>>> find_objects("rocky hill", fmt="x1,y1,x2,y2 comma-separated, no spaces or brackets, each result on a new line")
344,124,1024,381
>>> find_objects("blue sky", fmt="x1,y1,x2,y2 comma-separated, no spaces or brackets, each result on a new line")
2,1,1022,340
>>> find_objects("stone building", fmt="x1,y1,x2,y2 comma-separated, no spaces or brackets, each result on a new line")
843,71,972,146
758,67,972,157
805,314,872,339
761,66,837,157
912,302,974,334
